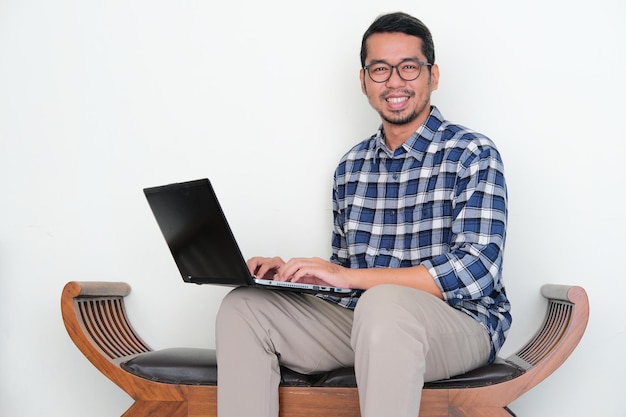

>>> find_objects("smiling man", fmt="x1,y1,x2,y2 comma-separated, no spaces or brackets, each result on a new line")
216,12,511,417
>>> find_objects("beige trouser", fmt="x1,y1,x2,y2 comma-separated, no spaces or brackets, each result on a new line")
215,284,490,417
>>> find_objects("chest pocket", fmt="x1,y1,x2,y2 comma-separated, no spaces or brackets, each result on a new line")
407,200,452,223
408,200,454,241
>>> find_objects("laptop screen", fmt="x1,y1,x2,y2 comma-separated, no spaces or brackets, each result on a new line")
144,179,253,285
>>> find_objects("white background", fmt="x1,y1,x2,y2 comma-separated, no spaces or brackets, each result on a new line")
1,1,624,416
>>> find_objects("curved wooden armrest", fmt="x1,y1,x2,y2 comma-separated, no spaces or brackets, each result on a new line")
61,281,184,405
512,284,589,368
450,283,590,410
62,281,150,360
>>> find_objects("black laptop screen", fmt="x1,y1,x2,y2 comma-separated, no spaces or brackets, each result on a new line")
144,179,252,284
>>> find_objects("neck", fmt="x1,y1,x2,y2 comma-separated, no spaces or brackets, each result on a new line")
382,111,430,151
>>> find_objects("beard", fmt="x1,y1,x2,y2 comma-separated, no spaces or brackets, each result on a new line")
380,109,420,125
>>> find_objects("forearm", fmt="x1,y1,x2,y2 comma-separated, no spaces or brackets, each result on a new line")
345,264,443,299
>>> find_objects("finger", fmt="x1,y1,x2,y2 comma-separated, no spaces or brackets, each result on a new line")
276,258,307,281
283,260,322,283
257,263,280,280
254,257,286,279
246,257,262,275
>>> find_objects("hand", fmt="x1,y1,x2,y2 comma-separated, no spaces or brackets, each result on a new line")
275,257,353,289
247,256,285,280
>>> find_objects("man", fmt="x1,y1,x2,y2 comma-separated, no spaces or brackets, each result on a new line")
216,11,510,417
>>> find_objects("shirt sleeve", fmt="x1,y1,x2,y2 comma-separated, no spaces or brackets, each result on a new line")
330,169,349,267
422,141,508,305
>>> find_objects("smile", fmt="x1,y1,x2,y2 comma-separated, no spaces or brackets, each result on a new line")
386,96,409,104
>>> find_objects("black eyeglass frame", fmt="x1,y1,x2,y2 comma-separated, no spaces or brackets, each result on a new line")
363,59,432,83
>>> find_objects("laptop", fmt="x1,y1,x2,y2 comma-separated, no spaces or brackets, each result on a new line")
143,178,353,296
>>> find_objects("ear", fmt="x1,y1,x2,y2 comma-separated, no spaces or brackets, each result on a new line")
430,64,440,92
360,69,367,95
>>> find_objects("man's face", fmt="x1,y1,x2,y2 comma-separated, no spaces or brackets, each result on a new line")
360,32,439,128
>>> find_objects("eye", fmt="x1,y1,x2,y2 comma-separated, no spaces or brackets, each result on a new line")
370,64,390,73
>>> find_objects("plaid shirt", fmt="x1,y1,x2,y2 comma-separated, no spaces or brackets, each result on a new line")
324,106,511,361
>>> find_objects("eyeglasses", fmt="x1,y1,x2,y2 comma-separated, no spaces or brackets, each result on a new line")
363,59,432,83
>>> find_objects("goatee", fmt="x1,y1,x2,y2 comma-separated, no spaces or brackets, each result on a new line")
381,110,419,125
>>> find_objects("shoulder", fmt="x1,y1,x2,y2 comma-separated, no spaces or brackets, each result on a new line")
419,107,503,164
437,121,503,166
341,133,378,161
334,133,379,177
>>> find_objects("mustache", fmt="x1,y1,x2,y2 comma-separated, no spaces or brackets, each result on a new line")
380,89,415,100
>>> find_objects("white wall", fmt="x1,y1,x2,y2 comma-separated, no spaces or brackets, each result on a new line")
1,1,624,416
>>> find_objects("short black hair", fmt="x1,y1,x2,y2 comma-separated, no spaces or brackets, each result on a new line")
360,12,435,68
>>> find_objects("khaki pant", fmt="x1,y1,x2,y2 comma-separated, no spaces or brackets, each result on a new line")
216,284,490,417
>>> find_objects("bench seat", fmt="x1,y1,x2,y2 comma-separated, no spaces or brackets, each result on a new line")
120,347,524,389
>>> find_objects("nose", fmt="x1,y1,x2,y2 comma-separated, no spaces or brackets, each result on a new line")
386,65,406,86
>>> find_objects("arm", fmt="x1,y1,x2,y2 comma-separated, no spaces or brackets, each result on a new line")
275,258,443,299
422,144,507,303
276,140,506,303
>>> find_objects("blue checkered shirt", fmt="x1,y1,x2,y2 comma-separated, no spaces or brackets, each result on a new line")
323,106,511,361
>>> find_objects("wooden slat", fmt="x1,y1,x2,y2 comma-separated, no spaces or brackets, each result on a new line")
106,298,151,354
517,301,572,366
78,299,121,359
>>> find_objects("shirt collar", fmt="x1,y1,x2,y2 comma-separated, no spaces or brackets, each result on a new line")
373,106,445,162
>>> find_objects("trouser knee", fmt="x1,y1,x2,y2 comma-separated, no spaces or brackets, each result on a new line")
216,286,262,336
351,285,434,349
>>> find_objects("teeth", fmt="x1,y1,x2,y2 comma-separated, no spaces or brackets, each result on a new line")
387,97,407,103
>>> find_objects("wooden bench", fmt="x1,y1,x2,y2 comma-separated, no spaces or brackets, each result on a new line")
61,281,589,417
